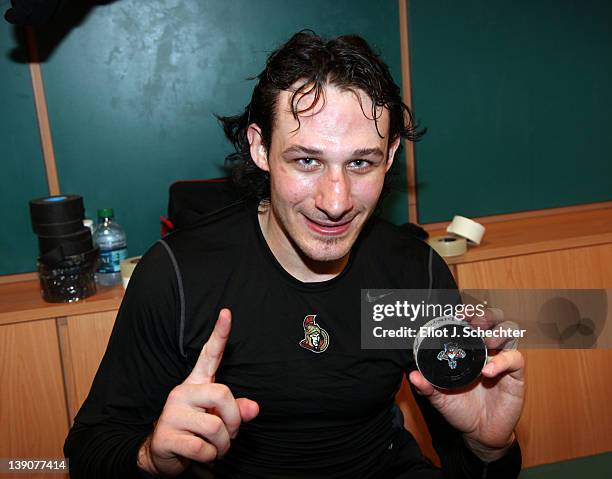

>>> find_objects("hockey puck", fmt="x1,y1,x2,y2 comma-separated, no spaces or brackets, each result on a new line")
413,316,487,389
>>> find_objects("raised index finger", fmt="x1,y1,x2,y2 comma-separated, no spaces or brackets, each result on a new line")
184,308,232,385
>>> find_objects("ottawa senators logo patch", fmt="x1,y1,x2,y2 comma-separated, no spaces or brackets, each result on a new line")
299,315,330,353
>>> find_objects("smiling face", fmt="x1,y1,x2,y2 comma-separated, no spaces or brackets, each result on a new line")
248,83,400,278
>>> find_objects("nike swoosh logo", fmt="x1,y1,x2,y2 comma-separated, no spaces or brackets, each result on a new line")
366,291,394,303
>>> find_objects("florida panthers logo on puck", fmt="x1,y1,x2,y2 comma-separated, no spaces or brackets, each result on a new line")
299,315,330,353
437,342,466,369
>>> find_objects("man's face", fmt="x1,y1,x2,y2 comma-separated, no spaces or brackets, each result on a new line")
248,83,400,265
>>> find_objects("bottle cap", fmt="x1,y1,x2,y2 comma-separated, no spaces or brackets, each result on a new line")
97,208,114,219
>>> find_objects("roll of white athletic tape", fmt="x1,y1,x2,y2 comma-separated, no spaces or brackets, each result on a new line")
446,216,486,245
120,256,141,289
427,235,468,257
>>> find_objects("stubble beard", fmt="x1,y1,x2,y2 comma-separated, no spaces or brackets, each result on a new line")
275,204,354,263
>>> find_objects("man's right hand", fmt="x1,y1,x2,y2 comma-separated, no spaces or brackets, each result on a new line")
137,308,260,477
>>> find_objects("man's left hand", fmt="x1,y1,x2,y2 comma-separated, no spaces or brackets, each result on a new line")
408,309,525,462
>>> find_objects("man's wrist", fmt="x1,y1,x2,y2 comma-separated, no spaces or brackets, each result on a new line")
463,432,517,463
137,434,161,477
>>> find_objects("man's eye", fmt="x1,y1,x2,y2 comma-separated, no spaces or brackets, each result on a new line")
296,158,319,169
349,159,372,169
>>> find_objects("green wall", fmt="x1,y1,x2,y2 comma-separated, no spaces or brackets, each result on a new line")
27,0,404,273
7,0,611,274
1,0,49,274
409,0,612,223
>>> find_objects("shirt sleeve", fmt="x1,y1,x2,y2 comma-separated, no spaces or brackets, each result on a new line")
64,240,189,479
408,247,522,479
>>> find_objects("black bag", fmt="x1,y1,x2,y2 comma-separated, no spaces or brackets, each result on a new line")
161,178,242,235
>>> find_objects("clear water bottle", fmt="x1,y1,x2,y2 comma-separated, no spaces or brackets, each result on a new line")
93,208,128,286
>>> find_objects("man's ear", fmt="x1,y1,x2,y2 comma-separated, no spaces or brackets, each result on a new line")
385,135,401,172
247,124,269,172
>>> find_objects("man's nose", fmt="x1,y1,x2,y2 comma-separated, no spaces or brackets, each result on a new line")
315,168,354,220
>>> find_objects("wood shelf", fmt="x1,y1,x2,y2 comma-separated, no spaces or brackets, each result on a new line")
428,207,612,265
0,281,123,326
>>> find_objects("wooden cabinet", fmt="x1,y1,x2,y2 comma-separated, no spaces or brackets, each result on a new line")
397,209,612,468
454,243,612,467
456,243,612,289
0,320,70,479
0,320,69,456
59,311,116,420
0,282,122,478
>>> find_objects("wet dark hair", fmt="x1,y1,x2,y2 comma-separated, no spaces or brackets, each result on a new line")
217,30,425,201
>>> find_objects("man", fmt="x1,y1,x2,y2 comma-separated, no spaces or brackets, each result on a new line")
65,31,523,478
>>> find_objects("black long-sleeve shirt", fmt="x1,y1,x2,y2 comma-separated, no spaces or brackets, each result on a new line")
65,201,521,478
